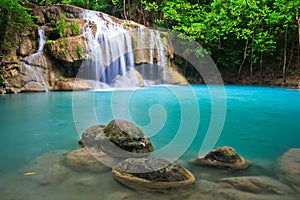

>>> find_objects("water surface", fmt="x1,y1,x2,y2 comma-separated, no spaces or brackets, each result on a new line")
1,85,300,199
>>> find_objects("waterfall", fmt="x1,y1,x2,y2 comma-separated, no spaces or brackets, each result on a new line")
78,10,172,88
134,27,169,85
19,26,49,92
38,27,46,53
79,11,135,87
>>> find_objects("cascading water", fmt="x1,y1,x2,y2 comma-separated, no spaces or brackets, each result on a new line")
134,27,169,85
78,10,172,88
79,11,135,88
18,26,49,92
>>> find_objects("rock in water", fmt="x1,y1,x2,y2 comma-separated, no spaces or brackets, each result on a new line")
194,146,250,170
102,119,154,157
63,148,110,172
80,125,106,149
112,157,195,189
277,148,300,189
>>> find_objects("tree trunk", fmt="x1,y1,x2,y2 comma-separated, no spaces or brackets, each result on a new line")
85,0,89,9
238,39,248,79
297,17,300,68
123,0,127,20
259,52,263,84
250,39,254,77
283,27,288,82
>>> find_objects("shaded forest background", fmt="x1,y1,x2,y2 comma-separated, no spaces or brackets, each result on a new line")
0,0,299,87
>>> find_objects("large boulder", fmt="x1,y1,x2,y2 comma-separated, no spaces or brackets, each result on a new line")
45,35,88,63
79,120,154,158
112,157,195,189
277,148,300,189
102,119,154,157
193,146,250,170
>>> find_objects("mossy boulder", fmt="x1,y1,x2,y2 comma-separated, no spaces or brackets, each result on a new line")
102,119,154,157
80,125,106,148
79,120,154,158
112,157,195,189
194,146,250,170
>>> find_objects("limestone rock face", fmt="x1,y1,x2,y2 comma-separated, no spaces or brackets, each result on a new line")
19,36,36,56
164,67,188,85
112,157,195,189
194,146,250,170
53,78,92,91
3,4,188,93
45,35,88,63
277,148,300,189
102,119,154,157
8,55,50,93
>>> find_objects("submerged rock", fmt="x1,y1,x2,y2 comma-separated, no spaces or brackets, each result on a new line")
102,119,154,157
193,146,250,170
218,176,293,195
112,157,195,189
277,148,300,189
63,148,110,172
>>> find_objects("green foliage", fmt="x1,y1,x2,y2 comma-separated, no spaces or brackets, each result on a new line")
71,21,80,36
0,68,5,86
77,45,83,58
160,0,299,69
0,0,36,50
46,40,54,45
56,17,67,38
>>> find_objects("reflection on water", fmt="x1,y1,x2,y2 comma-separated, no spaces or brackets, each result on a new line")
1,85,300,199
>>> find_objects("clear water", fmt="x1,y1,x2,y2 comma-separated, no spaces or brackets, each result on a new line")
1,85,300,199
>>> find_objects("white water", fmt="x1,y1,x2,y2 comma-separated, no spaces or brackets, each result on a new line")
134,27,168,84
37,27,46,53
78,10,171,88
19,26,49,91
79,11,135,87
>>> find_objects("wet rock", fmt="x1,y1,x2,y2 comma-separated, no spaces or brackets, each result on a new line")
80,125,106,149
21,150,69,186
45,35,88,62
277,148,300,189
111,68,144,87
63,148,110,172
106,192,129,200
102,119,154,157
218,176,293,195
53,78,92,91
193,146,250,170
112,157,195,189
163,67,188,85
